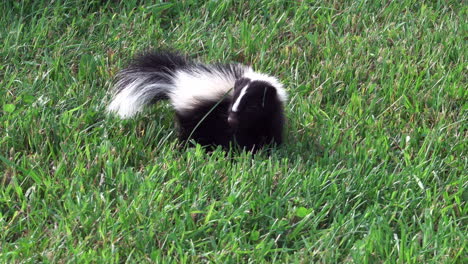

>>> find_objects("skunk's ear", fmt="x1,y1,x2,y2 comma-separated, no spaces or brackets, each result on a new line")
256,85,278,110
265,85,277,97
263,85,277,101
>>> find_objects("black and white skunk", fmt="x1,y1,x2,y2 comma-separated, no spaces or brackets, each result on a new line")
107,51,287,152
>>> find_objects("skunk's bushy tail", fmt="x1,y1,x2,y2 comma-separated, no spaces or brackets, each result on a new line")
107,51,188,118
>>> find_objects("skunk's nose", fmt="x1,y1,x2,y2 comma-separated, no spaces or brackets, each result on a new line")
227,114,239,128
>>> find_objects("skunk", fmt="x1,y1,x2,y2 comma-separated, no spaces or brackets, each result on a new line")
107,51,287,152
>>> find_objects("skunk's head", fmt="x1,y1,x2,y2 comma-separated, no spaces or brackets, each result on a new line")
228,77,283,130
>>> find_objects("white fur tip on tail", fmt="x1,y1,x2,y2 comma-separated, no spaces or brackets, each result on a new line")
107,81,145,118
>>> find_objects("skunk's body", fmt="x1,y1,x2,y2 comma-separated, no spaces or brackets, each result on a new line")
107,51,287,152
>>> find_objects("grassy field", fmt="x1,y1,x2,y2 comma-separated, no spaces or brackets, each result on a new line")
1,0,466,262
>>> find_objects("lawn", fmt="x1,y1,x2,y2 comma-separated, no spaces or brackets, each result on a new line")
1,0,466,262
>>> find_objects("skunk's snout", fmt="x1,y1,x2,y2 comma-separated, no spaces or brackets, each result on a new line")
227,113,239,128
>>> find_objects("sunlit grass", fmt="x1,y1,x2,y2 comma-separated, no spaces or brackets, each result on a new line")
1,0,466,262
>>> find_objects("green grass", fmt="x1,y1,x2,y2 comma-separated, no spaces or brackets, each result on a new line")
1,0,466,262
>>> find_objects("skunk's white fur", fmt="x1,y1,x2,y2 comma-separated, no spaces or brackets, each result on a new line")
107,71,173,118
170,65,249,112
107,51,287,151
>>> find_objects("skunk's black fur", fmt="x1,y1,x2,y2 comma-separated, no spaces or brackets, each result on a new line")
107,51,287,152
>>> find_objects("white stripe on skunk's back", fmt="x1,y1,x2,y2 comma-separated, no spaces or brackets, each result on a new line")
169,65,249,111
